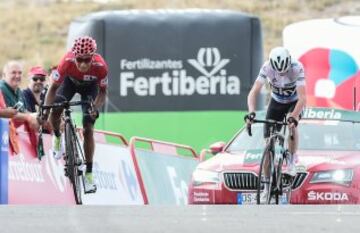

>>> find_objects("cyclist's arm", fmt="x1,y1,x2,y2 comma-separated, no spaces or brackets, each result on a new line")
44,82,61,106
94,88,107,110
247,80,264,113
45,59,66,107
290,85,306,120
94,69,108,110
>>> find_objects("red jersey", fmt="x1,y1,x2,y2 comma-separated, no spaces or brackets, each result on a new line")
52,51,108,90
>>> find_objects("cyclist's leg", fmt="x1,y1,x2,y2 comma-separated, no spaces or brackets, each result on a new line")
50,77,76,158
80,83,98,192
287,127,298,155
51,77,77,133
287,101,301,154
80,82,98,169
285,101,301,176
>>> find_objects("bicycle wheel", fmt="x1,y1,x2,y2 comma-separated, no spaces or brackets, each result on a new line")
65,122,83,205
274,151,284,205
282,151,295,204
257,143,275,204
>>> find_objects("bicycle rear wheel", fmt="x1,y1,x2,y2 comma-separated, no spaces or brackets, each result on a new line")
65,123,83,205
257,144,275,205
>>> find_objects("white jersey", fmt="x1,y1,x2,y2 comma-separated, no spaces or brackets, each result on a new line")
256,60,305,104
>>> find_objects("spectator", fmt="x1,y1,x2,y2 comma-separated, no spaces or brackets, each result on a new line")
23,66,48,112
0,60,39,129
0,90,17,118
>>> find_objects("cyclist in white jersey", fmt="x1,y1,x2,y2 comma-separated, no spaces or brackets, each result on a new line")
245,47,307,178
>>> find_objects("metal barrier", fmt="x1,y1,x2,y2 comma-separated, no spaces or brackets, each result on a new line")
129,137,198,204
199,149,212,162
76,128,128,146
129,137,197,158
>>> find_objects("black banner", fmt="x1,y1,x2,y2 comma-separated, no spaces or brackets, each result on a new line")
68,10,263,112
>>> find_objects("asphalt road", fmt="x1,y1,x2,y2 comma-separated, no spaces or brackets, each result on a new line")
0,205,359,233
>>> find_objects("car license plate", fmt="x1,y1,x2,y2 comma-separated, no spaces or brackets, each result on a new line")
237,192,257,205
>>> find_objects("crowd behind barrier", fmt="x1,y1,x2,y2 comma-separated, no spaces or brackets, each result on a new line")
0,118,199,205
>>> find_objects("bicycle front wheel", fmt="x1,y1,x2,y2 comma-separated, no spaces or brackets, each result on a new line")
257,144,275,205
274,153,284,204
65,123,83,205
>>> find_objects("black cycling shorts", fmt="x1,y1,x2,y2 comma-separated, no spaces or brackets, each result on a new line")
54,77,99,126
263,98,300,138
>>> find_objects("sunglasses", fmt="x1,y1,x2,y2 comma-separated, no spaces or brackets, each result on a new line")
75,56,92,64
32,76,46,82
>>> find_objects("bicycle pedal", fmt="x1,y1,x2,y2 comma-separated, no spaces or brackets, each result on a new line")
64,168,69,177
283,173,294,179
77,170,83,176
84,187,97,194
75,158,83,166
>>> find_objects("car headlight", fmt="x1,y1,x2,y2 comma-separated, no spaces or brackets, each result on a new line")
310,169,353,185
192,169,220,186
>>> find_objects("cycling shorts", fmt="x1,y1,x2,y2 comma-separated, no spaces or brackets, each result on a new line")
263,98,300,138
54,77,98,125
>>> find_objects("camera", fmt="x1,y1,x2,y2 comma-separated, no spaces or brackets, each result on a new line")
13,101,24,112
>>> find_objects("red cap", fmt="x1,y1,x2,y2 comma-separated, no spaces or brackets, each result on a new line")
28,66,48,78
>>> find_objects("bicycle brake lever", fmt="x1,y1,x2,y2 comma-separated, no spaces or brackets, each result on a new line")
290,127,294,140
247,123,252,136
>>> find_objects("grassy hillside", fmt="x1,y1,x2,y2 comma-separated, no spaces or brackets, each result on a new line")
0,0,359,75
1,0,359,151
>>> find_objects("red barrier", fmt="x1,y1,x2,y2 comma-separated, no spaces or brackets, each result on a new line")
8,129,198,205
199,149,211,162
130,137,198,158
9,131,75,204
77,128,128,146
8,129,133,205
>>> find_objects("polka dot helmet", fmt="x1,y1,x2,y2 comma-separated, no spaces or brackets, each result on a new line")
71,36,97,57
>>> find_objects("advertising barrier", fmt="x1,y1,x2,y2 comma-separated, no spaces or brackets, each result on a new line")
130,137,198,205
0,126,202,205
8,131,76,204
0,119,8,204
7,129,146,205
2,126,200,205
82,143,144,205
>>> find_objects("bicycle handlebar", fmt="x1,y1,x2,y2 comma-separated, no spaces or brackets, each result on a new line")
246,118,294,140
40,100,91,110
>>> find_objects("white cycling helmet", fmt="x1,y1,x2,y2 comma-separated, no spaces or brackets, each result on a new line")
269,47,291,73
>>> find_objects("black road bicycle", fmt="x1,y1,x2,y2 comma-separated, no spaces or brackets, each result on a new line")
247,118,295,205
38,100,92,205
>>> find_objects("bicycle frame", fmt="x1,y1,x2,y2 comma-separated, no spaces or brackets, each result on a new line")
247,118,293,204
62,106,86,165
38,100,91,204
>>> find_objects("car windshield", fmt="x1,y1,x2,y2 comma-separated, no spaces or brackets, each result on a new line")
226,120,360,152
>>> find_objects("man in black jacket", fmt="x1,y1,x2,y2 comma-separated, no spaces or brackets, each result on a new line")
23,66,48,112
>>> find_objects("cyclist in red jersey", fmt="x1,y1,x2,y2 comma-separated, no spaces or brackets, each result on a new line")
44,36,108,193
